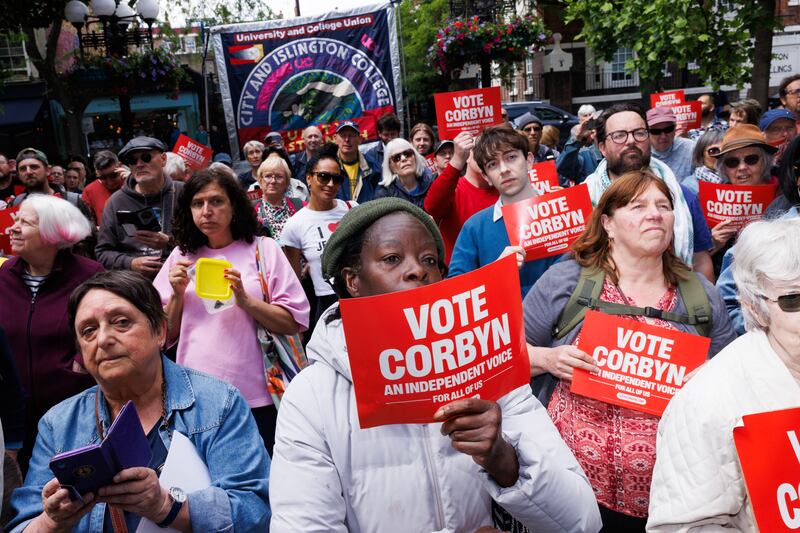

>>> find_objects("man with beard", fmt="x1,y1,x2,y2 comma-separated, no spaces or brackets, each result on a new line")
11,149,86,213
514,113,556,163
584,103,715,281
688,94,728,140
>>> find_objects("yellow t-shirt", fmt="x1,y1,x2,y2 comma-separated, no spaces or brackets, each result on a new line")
343,161,359,198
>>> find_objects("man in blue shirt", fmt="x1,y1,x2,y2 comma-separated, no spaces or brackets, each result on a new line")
449,126,559,299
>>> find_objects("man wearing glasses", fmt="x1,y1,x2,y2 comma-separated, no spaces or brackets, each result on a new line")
779,74,800,119
82,150,128,226
647,106,696,181
95,136,183,278
514,112,555,163
585,103,715,281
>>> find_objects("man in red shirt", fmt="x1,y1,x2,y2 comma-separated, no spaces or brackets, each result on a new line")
83,150,127,226
423,131,498,264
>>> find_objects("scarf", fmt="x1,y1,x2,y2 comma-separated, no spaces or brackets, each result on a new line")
585,158,694,265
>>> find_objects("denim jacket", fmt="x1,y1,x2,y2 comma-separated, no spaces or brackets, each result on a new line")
8,356,271,532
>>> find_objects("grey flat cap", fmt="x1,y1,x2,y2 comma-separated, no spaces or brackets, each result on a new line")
118,136,167,160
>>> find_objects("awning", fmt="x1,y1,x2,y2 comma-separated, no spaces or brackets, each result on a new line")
0,98,44,126
84,93,197,115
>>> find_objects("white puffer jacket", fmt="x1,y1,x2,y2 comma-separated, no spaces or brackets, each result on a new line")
270,305,602,533
647,330,800,532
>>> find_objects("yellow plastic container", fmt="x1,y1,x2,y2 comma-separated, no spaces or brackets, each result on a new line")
195,258,233,300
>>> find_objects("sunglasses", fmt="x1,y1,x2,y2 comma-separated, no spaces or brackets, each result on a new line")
648,124,676,136
522,125,542,133
723,154,761,168
124,152,154,165
706,146,721,156
390,149,415,163
312,171,344,185
762,292,800,312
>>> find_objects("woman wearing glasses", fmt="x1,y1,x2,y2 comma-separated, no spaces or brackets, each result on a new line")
374,139,433,207
681,129,725,194
282,143,356,327
708,126,778,266
253,156,303,243
649,217,800,532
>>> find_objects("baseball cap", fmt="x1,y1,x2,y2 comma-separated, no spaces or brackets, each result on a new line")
646,107,677,127
434,140,454,154
336,121,359,134
759,108,797,131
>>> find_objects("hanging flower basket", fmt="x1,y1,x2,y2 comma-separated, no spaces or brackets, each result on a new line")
63,47,190,99
428,14,550,75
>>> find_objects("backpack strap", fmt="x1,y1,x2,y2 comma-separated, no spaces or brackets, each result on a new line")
554,266,712,340
675,272,712,337
554,267,605,340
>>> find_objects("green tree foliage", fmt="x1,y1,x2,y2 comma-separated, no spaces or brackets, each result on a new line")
564,0,778,100
169,0,278,27
399,0,449,119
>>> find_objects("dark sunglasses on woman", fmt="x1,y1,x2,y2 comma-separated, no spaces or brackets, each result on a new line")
390,150,415,163
723,154,760,168
312,171,345,185
762,292,800,312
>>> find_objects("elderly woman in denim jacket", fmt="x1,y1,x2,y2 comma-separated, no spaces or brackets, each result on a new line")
7,271,270,532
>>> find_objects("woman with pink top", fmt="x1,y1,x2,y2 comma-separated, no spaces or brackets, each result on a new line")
153,167,309,455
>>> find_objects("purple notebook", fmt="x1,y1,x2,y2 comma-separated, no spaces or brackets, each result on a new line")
49,400,153,499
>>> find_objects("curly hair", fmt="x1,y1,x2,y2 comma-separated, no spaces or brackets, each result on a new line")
172,167,259,254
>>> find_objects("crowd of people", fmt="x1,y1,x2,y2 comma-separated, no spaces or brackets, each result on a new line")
2,74,800,532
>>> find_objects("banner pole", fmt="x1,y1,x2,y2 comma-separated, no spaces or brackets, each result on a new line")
391,0,411,133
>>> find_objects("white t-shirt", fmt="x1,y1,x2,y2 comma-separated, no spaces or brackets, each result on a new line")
281,199,356,296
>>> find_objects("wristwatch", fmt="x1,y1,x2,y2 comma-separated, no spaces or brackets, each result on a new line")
157,486,186,528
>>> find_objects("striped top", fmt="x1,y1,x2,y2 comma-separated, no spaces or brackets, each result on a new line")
21,272,48,298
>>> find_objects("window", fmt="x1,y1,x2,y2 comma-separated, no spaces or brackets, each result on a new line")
0,33,31,79
610,48,634,82
177,34,197,54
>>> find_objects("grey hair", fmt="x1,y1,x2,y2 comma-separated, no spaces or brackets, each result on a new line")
578,104,596,117
732,217,800,332
164,152,186,178
380,138,426,187
243,140,265,156
716,146,773,183
21,194,91,249
692,129,725,168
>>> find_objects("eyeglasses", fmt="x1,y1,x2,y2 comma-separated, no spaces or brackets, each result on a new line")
124,152,154,166
522,125,543,133
648,124,676,136
761,292,800,312
723,154,761,168
706,146,721,156
784,88,800,98
606,128,649,144
261,173,286,182
311,171,344,185
390,149,415,163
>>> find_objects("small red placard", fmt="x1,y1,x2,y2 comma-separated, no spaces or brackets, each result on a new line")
0,205,20,255
571,310,709,416
734,407,800,532
172,134,213,170
528,160,559,195
502,184,592,261
434,87,503,140
650,90,685,108
698,181,777,231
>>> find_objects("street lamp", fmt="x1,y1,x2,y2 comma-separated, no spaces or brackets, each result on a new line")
64,0,160,58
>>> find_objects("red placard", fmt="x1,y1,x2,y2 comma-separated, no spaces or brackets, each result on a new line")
698,181,777,231
528,160,559,195
424,153,437,174
734,407,800,532
671,101,703,131
0,205,20,255
339,255,529,428
172,134,213,170
650,90,685,108
434,87,503,140
246,189,261,202
502,185,592,261
571,310,709,416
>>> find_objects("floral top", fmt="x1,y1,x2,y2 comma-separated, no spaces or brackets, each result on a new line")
254,197,299,243
546,279,678,519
